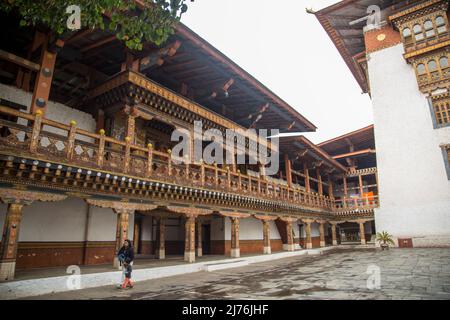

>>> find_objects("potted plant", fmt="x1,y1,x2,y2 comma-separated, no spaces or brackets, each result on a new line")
376,231,395,250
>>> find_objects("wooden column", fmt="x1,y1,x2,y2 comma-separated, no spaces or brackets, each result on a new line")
358,174,364,199
328,177,334,198
157,217,165,260
318,222,325,247
30,39,64,115
196,220,202,257
259,163,266,179
96,109,105,133
359,221,366,245
125,106,138,143
331,223,338,246
284,221,295,251
262,220,271,254
316,168,323,195
230,217,240,258
82,204,93,265
305,221,312,249
285,154,292,188
343,176,348,207
303,163,310,192
133,220,140,254
184,215,196,263
113,209,131,269
0,202,25,281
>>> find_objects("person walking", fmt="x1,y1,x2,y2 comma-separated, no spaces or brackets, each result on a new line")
117,239,134,289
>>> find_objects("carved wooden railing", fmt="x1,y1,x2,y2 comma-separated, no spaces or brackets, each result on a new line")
0,105,335,210
333,195,379,213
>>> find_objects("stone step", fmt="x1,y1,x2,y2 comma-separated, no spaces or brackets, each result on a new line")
204,260,249,272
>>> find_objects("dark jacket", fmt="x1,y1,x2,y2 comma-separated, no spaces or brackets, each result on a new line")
118,245,134,265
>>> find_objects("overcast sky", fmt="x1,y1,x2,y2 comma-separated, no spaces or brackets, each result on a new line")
181,0,373,143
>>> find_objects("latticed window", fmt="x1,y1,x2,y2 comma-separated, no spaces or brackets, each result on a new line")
436,16,447,34
433,98,450,126
413,24,424,41
424,20,435,38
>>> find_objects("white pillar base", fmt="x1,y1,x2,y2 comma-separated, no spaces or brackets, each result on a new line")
283,244,295,251
306,242,312,249
184,251,195,263
0,261,16,281
361,239,366,245
197,248,202,257
263,246,271,254
231,248,240,258
320,241,325,247
332,240,338,246
157,249,165,260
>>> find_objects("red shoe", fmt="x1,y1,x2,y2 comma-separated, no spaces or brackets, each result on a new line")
121,278,130,289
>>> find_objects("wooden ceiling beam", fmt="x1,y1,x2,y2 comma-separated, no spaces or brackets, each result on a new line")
80,35,117,53
139,40,182,71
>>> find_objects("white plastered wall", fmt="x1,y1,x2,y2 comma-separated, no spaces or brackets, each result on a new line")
367,43,450,246
223,217,281,240
299,222,321,238
0,84,96,139
140,215,153,241
0,198,134,242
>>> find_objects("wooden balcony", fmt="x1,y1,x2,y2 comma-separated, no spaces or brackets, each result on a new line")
0,105,377,219
332,195,379,220
0,105,337,215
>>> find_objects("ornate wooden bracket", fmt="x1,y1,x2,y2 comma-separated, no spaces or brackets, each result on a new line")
166,206,212,217
278,216,299,223
217,211,251,219
85,199,157,213
253,214,278,221
301,218,314,224
0,189,67,204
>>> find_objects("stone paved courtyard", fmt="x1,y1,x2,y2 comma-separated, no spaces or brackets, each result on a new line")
29,248,450,300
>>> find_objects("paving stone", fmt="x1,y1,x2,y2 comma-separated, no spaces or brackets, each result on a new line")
24,248,450,300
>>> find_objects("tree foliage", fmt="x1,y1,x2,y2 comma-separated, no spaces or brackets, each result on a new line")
0,0,189,50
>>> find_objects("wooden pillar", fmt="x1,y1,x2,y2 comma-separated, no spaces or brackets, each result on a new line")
0,202,26,281
316,168,323,195
358,174,364,199
285,154,292,188
359,221,366,245
96,109,105,133
196,220,202,257
319,222,325,247
184,215,196,263
305,221,312,249
157,217,165,260
230,217,240,258
30,39,64,115
284,221,295,251
328,177,334,198
113,209,130,269
133,220,140,254
126,107,137,143
303,163,310,192
82,204,92,265
343,176,348,207
262,220,271,254
259,163,266,179
331,223,338,246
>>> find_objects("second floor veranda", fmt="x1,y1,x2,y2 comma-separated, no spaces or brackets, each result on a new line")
0,104,379,218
